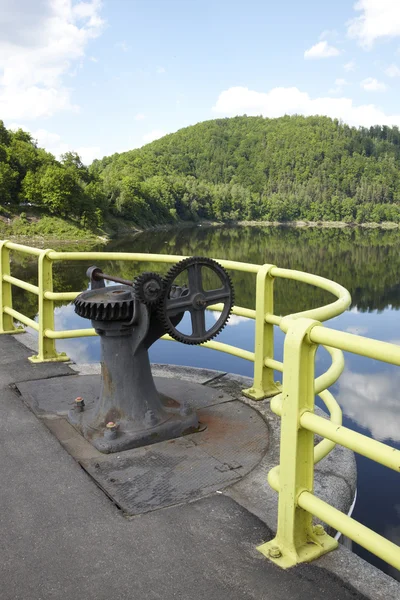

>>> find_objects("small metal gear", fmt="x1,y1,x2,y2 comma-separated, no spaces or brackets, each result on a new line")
133,272,164,306
158,257,234,345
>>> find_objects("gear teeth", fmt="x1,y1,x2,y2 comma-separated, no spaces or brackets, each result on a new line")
158,256,234,345
74,285,134,321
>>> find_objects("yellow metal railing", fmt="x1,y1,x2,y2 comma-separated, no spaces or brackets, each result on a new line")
258,317,400,572
0,240,399,573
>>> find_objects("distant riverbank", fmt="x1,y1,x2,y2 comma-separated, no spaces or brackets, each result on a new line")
235,220,400,229
1,214,399,246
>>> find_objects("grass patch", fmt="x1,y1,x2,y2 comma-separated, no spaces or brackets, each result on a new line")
0,215,101,242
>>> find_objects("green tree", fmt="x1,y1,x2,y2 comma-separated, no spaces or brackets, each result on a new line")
0,162,18,203
39,165,83,216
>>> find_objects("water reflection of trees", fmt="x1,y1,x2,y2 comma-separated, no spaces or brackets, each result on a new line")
10,225,400,320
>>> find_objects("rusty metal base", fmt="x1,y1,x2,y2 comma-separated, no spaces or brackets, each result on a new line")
68,398,199,454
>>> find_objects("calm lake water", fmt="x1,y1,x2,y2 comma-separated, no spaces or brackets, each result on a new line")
11,225,400,580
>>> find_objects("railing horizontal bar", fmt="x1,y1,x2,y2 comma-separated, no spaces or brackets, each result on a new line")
310,326,400,367
301,411,400,471
47,251,261,274
265,358,283,371
5,242,44,256
161,334,255,362
214,259,260,274
3,275,39,295
271,267,350,306
45,291,80,301
272,267,351,323
45,328,97,339
47,251,188,262
265,313,282,325
45,329,255,363
198,340,255,361
298,491,400,571
4,306,39,331
230,306,255,319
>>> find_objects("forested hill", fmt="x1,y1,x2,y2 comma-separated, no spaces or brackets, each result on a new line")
2,115,400,236
92,115,400,225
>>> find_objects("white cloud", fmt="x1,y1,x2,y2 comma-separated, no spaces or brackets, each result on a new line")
344,60,356,72
142,129,166,143
89,56,98,63
361,77,387,91
385,63,400,77
33,128,102,165
0,0,104,121
304,41,340,59
347,0,400,48
337,369,400,442
212,85,400,127
156,66,166,74
135,113,145,121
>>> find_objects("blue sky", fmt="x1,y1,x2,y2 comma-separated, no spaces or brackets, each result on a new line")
2,0,400,163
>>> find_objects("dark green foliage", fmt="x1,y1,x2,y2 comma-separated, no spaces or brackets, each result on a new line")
0,120,105,232
3,115,400,232
92,115,400,224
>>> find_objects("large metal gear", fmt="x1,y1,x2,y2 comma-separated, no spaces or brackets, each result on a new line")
158,257,234,345
74,285,135,321
133,272,164,306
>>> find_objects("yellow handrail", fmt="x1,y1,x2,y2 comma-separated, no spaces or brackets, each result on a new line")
2,240,399,574
258,317,400,572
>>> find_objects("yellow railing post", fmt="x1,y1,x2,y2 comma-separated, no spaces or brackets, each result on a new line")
257,318,338,567
0,241,24,334
29,249,68,363
243,264,281,400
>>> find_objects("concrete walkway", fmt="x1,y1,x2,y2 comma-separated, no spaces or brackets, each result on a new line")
0,334,383,599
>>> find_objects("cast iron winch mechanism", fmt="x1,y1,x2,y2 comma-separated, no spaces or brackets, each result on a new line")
69,257,234,453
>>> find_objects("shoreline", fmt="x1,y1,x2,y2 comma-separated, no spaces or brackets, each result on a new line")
2,218,399,246
235,219,400,229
